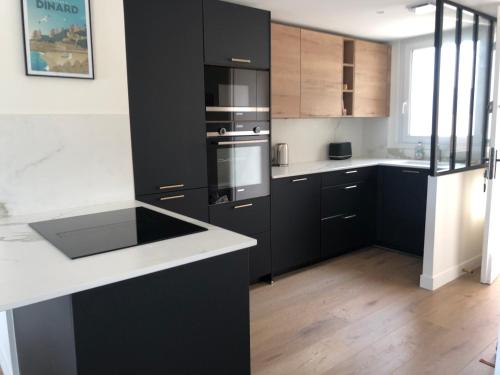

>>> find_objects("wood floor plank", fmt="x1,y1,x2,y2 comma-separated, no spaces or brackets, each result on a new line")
250,247,500,375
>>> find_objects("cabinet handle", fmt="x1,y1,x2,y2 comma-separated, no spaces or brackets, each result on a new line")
345,170,358,175
234,203,253,210
344,185,358,190
402,170,420,174
159,184,184,190
343,214,357,220
160,195,185,201
292,178,308,183
231,57,252,64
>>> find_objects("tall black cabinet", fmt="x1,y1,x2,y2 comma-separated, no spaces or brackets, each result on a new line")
124,0,208,221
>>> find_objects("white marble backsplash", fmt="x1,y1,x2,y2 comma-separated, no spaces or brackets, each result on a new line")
0,115,135,218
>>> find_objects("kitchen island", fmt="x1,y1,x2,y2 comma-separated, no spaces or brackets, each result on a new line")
0,201,256,375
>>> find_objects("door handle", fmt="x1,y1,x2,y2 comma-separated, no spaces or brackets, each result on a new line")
231,58,252,64
343,214,357,220
160,194,185,201
217,140,268,146
402,169,420,174
233,203,253,210
159,184,184,190
344,185,358,190
292,178,308,183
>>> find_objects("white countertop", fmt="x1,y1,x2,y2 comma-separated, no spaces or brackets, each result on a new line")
272,158,432,179
0,200,256,312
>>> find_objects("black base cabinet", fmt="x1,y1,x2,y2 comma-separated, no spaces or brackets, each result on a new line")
377,167,428,255
271,175,321,275
137,188,209,222
13,251,250,375
209,197,272,282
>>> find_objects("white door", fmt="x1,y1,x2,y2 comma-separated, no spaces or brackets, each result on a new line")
481,7,500,285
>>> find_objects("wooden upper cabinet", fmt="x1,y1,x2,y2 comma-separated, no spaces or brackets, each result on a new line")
354,40,391,117
300,29,343,117
271,23,301,118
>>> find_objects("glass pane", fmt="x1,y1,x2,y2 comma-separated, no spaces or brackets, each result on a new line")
217,146,263,188
409,47,435,137
471,17,493,165
455,11,475,168
437,4,458,171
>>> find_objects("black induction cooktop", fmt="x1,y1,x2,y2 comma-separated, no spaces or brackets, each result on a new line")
29,207,208,260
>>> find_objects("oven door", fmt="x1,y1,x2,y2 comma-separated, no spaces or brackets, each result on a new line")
207,135,270,205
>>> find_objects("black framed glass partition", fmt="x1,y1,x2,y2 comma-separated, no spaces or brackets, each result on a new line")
430,0,496,176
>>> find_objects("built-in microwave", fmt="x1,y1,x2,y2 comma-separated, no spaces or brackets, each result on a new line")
205,66,270,122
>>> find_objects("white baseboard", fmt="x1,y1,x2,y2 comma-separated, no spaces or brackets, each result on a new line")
420,255,482,291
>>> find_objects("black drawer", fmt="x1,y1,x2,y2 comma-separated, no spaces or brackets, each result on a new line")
249,231,271,283
137,188,208,222
321,213,368,259
322,166,376,187
321,182,366,219
209,196,270,236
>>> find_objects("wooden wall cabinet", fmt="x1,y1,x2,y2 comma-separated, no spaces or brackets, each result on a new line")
300,29,343,117
271,23,301,118
270,23,391,119
354,40,391,117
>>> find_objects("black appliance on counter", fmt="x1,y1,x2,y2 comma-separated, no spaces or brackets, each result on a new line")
29,207,207,259
329,142,352,160
205,66,271,205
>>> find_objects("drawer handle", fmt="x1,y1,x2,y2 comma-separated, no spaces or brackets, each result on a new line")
234,203,253,210
345,170,358,175
160,195,185,201
159,184,185,190
292,178,308,183
343,214,357,220
344,185,358,190
402,170,420,174
231,57,252,64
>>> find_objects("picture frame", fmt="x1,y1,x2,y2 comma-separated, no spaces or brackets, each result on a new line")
21,0,94,79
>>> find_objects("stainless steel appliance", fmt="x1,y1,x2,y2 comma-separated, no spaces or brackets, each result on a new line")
207,122,270,205
205,66,269,122
205,65,271,205
274,143,289,166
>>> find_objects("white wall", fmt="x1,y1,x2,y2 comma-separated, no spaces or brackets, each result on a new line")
272,118,365,163
0,311,18,375
421,169,486,290
0,0,134,217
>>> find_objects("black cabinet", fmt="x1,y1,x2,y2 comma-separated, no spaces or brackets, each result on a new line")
14,251,250,375
320,168,377,259
124,0,207,196
203,0,270,69
271,175,321,275
209,197,270,236
377,167,428,255
209,197,271,282
137,188,209,222
249,231,271,283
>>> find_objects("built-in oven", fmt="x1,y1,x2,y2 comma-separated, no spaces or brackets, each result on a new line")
205,66,270,122
207,122,270,205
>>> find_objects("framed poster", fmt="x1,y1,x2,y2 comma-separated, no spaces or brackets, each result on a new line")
21,0,94,79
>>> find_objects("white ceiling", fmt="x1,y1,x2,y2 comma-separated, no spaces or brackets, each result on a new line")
227,0,499,41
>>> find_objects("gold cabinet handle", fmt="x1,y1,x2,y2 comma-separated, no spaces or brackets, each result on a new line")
234,203,253,210
231,58,252,64
345,170,358,175
160,195,185,201
344,185,358,190
343,214,357,220
159,184,185,190
292,178,308,183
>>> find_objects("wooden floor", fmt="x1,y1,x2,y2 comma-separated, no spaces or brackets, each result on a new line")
250,247,500,375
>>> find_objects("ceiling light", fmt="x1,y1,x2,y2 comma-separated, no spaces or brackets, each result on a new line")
408,1,436,15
